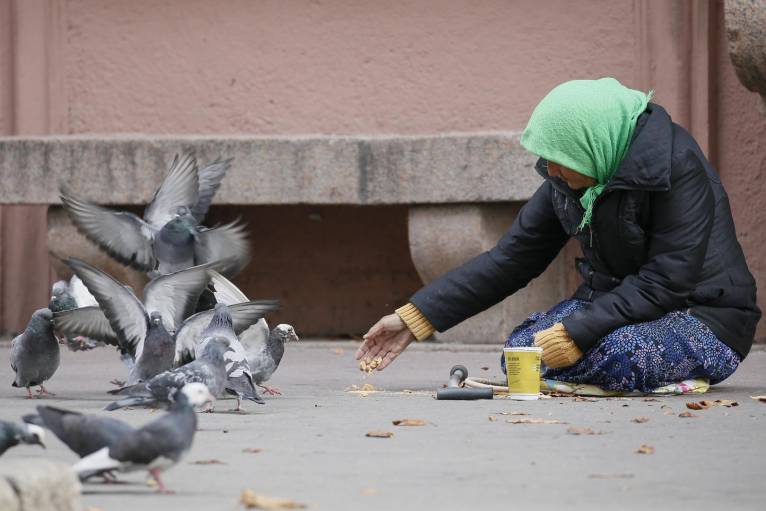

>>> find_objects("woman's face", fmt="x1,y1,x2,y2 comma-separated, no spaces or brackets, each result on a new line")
547,161,597,190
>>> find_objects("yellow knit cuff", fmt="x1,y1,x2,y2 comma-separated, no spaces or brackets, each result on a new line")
395,303,435,341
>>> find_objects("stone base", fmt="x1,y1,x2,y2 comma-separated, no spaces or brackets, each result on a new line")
408,204,566,344
0,460,81,511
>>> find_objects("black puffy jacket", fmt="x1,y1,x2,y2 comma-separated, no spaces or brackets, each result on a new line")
411,104,761,359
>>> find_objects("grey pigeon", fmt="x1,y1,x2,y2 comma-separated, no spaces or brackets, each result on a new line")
49,277,100,351
105,338,247,412
56,258,211,384
208,271,299,395
73,382,214,493
23,405,133,481
188,303,264,410
11,308,60,398
60,153,250,278
0,420,46,456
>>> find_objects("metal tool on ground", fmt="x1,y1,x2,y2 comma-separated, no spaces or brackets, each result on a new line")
436,365,494,400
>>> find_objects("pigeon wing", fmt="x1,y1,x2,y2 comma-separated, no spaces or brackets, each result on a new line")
193,221,251,278
144,153,199,229
67,258,148,359
173,300,280,366
69,275,98,307
61,190,156,272
36,405,134,457
191,158,233,223
208,270,248,305
143,264,212,332
53,307,120,347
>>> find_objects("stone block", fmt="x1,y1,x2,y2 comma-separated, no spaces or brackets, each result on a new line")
408,204,566,344
0,459,81,511
726,0,766,112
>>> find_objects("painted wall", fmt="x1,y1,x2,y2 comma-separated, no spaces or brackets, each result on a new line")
0,0,763,342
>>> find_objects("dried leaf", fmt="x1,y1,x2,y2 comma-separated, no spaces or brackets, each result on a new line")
548,391,575,397
480,366,489,371
488,415,497,422
686,402,705,410
392,419,427,426
366,431,394,438
678,411,698,418
750,395,766,403
636,444,655,454
573,396,598,402
240,489,307,509
508,418,567,425
242,448,263,454
712,399,738,407
191,459,226,465
632,416,650,424
566,426,603,435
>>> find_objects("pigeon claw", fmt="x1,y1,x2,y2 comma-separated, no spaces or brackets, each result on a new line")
258,384,282,396
149,469,174,494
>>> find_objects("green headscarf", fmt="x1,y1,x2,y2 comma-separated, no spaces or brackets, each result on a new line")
521,77,652,231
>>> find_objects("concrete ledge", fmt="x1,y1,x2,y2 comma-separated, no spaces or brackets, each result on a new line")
0,132,540,205
0,460,81,511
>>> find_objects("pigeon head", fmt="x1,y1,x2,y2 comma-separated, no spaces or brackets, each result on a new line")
51,281,68,297
30,308,54,328
149,311,165,327
21,424,46,449
273,324,299,344
178,382,215,409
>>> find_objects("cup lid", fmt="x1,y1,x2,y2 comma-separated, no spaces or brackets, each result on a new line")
503,346,543,352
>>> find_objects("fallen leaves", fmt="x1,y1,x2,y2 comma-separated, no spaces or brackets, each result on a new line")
632,416,650,424
636,444,655,454
678,411,699,418
686,399,738,410
392,419,428,426
566,427,604,435
481,366,490,371
365,431,394,438
191,459,226,465
488,415,497,422
751,395,766,403
242,448,263,454
240,489,307,509
507,418,567,425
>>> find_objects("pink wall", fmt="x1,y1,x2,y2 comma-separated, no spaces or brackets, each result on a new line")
0,0,764,341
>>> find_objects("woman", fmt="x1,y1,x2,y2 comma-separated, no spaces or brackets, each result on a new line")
357,78,760,392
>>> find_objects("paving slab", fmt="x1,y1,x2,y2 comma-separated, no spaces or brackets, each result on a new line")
0,341,764,511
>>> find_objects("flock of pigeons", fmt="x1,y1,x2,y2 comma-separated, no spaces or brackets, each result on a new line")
1,153,299,493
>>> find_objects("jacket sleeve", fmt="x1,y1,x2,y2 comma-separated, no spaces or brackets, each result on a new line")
563,151,715,352
410,181,569,332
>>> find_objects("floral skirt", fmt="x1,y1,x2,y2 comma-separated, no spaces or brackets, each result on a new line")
502,299,741,393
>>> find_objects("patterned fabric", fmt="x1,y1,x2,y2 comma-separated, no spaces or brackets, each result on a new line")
502,299,741,393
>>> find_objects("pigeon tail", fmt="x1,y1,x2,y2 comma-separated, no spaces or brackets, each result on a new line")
73,446,120,480
107,383,149,396
104,396,157,411
21,414,44,427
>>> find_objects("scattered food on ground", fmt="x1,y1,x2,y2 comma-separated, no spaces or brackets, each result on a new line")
508,418,567,425
366,431,394,438
750,395,766,403
632,416,650,423
392,418,428,426
240,489,307,509
574,396,598,402
359,357,383,373
685,399,739,409
566,426,604,435
333,348,345,355
488,415,497,422
636,444,655,454
678,411,699,418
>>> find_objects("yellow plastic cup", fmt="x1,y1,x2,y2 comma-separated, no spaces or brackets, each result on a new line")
504,347,542,400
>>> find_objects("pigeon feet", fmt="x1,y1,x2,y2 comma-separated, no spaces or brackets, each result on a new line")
229,398,243,412
258,384,282,396
36,385,55,397
25,387,34,399
149,469,174,494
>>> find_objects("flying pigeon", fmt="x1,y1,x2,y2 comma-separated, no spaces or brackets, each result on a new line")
208,271,299,395
11,308,60,398
54,258,212,384
105,336,258,412
60,153,249,278
0,420,46,456
73,382,214,493
49,276,100,351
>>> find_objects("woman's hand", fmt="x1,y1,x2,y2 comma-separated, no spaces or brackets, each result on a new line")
533,323,584,368
355,314,415,371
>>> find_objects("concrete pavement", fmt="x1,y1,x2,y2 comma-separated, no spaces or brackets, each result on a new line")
1,341,765,511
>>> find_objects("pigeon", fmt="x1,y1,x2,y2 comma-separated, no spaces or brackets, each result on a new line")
49,277,100,351
105,336,257,412
73,382,214,493
0,420,46,456
185,303,264,410
23,405,133,480
60,153,250,278
11,308,60,398
54,258,212,384
208,271,299,395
